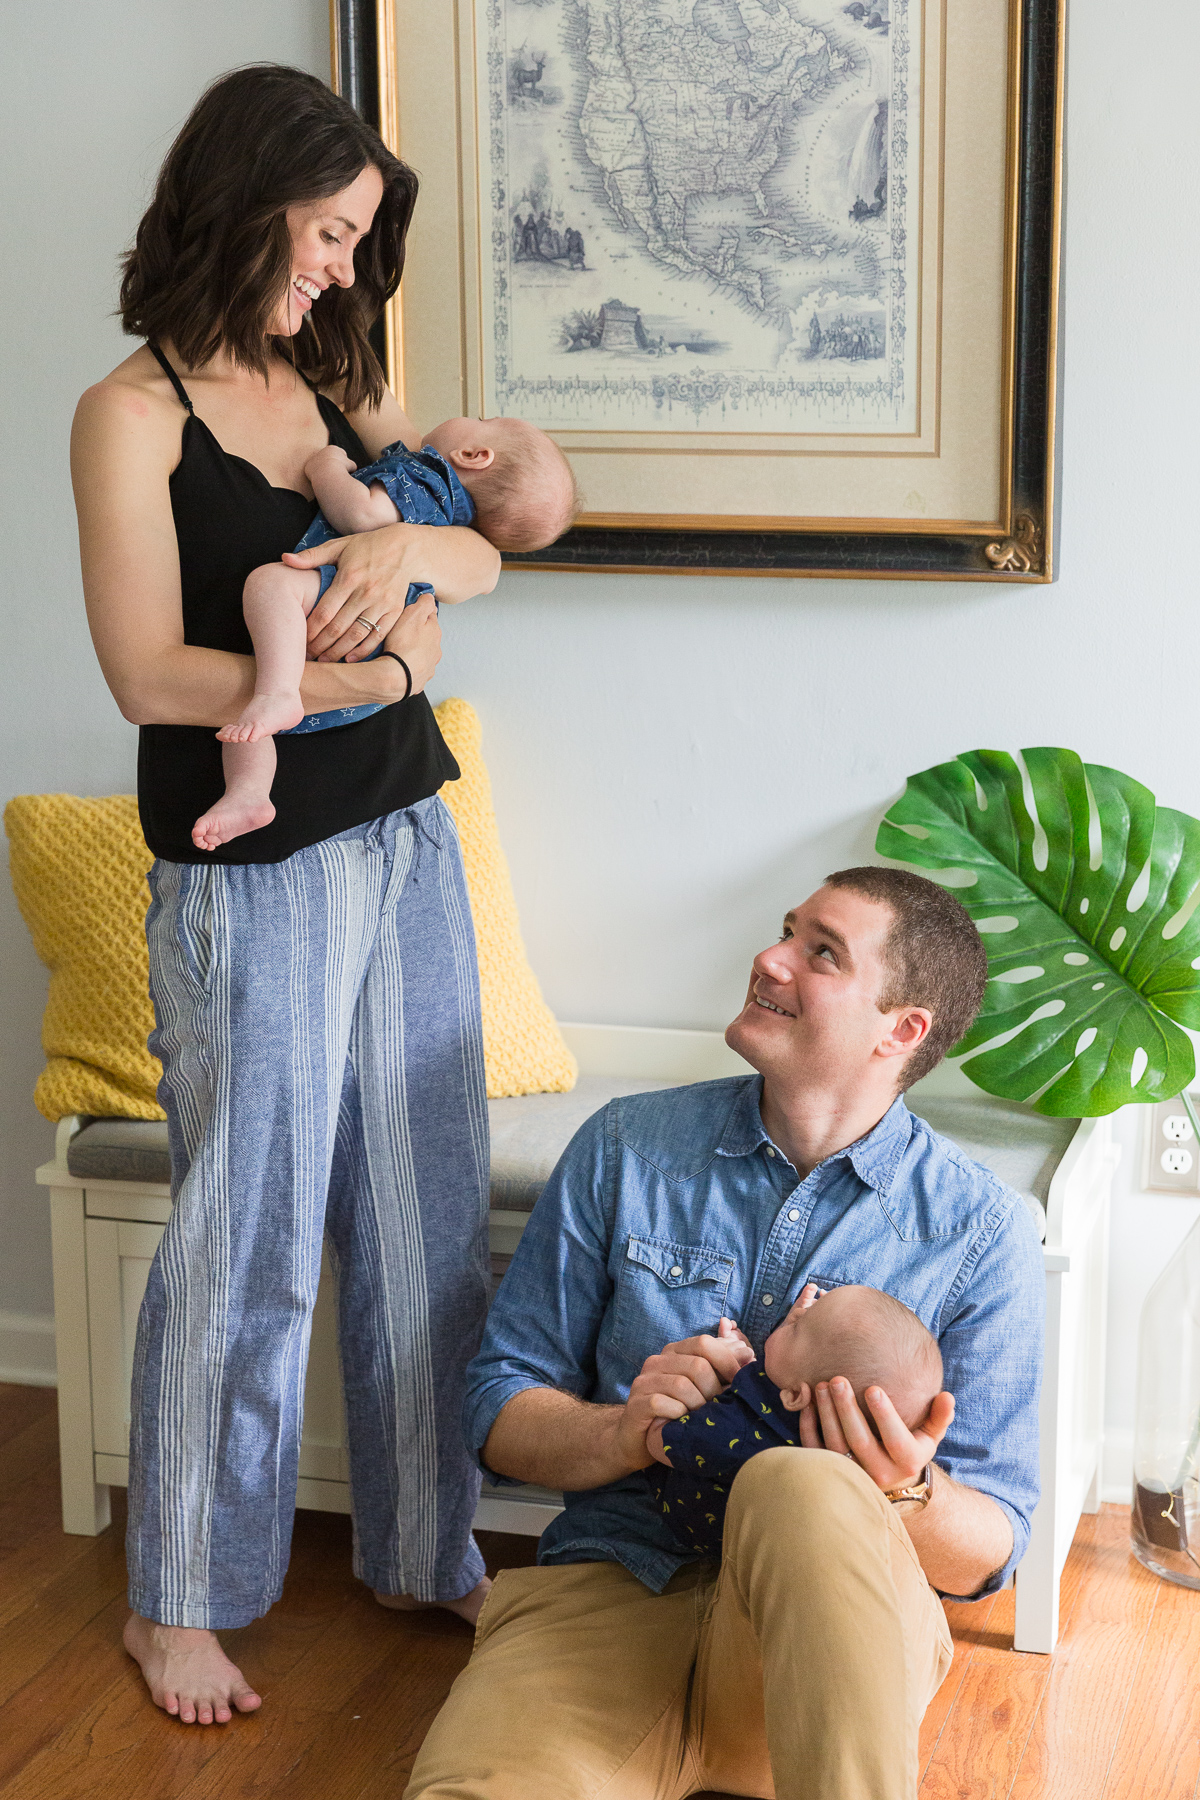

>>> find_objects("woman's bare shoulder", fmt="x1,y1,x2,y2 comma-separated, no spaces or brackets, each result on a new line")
74,344,186,468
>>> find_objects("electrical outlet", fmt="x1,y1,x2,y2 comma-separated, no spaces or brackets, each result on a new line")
1145,1097,1200,1193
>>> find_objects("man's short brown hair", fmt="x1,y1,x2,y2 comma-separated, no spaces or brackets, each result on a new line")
825,866,987,1087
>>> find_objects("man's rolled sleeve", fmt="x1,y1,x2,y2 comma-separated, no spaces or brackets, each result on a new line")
933,1192,1046,1601
463,1108,618,1479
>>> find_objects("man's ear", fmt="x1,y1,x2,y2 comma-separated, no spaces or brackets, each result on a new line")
778,1381,810,1413
876,1006,932,1064
445,444,495,472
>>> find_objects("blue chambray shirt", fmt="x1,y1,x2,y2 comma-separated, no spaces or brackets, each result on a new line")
463,1075,1045,1603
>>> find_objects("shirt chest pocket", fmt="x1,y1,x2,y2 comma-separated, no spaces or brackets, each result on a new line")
611,1237,736,1362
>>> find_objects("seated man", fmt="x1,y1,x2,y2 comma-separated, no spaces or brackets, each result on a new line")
406,867,1045,1800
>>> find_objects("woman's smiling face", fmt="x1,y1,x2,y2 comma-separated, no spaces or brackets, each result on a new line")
275,163,384,336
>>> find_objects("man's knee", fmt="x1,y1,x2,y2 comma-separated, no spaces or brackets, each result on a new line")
725,1447,889,1563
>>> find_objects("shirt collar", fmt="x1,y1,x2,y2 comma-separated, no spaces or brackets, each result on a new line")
716,1080,914,1196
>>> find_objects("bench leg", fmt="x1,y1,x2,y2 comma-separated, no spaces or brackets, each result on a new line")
48,1190,112,1536
1013,1528,1058,1655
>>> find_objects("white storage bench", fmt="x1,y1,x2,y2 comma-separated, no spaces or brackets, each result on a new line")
36,1023,1117,1654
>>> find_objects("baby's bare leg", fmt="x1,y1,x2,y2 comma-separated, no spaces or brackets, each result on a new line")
218,564,323,743
192,740,278,852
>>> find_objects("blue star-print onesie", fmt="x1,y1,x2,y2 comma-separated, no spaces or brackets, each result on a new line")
280,442,475,735
651,1362,806,1557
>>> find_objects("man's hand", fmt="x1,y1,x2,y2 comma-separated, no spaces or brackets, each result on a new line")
613,1330,755,1472
798,1377,955,1492
645,1419,672,1466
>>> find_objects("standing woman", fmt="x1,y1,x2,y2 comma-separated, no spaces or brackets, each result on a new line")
72,66,500,1724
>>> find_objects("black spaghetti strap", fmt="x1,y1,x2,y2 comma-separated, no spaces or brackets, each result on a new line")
148,343,194,415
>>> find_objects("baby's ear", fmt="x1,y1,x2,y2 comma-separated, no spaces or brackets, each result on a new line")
446,444,495,471
778,1382,810,1413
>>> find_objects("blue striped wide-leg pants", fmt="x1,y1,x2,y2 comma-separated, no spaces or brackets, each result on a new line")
127,798,490,1629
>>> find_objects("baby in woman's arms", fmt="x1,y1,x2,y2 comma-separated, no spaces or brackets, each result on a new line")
646,1283,944,1556
192,416,578,851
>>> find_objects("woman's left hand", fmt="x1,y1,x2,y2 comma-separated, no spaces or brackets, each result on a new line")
284,522,427,663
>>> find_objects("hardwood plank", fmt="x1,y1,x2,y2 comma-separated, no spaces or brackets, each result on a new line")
0,1646,231,1800
0,1384,56,1450
1102,1572,1200,1800
245,1615,474,1800
0,1505,351,1794
169,1597,469,1800
0,1515,121,1632
1007,1510,1160,1800
918,1511,1099,1800
917,1589,1002,1780
0,1521,128,1706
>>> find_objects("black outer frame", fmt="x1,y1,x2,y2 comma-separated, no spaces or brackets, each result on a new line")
332,0,1064,582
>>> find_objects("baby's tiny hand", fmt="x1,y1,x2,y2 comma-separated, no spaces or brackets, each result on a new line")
717,1317,753,1356
306,444,357,479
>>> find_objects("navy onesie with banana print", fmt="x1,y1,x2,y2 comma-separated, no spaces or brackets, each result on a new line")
652,1362,806,1556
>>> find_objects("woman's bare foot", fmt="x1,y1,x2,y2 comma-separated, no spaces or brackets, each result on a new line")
123,1613,262,1725
192,793,276,852
374,1574,492,1629
217,692,305,743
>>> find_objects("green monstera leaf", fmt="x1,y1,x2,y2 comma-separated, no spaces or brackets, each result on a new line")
875,748,1200,1116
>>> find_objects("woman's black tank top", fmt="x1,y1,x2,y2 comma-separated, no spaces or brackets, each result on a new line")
137,345,458,864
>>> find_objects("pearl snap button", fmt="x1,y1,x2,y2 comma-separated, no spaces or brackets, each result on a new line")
765,1147,776,1158
788,1208,800,1222
762,1294,774,1306
669,1265,683,1277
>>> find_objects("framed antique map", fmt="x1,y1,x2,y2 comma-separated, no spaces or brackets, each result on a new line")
332,0,1063,580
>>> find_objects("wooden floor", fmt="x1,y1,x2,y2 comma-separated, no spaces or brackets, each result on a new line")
1,1384,1196,1799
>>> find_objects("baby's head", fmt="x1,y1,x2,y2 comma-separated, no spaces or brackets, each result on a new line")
762,1284,942,1436
422,415,579,553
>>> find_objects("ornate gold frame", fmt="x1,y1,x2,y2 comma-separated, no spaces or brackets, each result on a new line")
332,0,1064,581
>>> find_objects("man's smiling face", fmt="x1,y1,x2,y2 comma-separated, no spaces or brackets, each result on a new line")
725,885,909,1090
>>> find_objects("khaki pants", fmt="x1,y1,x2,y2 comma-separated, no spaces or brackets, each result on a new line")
406,1449,954,1800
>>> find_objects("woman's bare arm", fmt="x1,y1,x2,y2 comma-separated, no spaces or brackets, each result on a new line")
341,382,421,458
72,379,413,727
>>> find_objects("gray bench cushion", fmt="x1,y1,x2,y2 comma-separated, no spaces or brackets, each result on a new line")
488,1076,665,1209
65,1075,666,1204
66,1083,1076,1230
908,1094,1076,1233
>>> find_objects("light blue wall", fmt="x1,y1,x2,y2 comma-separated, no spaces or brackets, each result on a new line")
1,2,1197,1478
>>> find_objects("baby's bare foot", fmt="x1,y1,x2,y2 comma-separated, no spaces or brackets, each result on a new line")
217,693,305,743
123,1613,262,1725
192,793,276,852
374,1575,492,1629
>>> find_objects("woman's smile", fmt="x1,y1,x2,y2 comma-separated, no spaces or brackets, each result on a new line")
292,274,322,311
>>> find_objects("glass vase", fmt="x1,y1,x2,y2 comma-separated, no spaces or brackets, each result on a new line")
1131,1210,1200,1588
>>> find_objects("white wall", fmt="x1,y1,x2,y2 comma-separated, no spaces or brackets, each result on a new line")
1,0,1198,1481
0,2,330,1356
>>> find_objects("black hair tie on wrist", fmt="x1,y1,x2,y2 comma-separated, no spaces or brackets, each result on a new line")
376,650,412,701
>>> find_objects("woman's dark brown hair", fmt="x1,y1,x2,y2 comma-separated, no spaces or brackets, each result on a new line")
120,64,416,411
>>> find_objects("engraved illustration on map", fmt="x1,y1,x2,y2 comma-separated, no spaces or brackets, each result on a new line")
480,0,917,432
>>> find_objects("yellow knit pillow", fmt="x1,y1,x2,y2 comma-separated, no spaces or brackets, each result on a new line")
5,701,575,1121
434,699,576,1099
5,794,164,1121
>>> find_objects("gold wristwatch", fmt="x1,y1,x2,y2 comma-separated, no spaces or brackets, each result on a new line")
885,1462,933,1509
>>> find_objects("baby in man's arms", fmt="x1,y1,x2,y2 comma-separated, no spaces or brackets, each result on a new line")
646,1283,944,1556
192,416,578,851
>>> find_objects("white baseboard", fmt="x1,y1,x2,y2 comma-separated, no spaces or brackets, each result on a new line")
0,1310,57,1387
1102,1428,1132,1504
